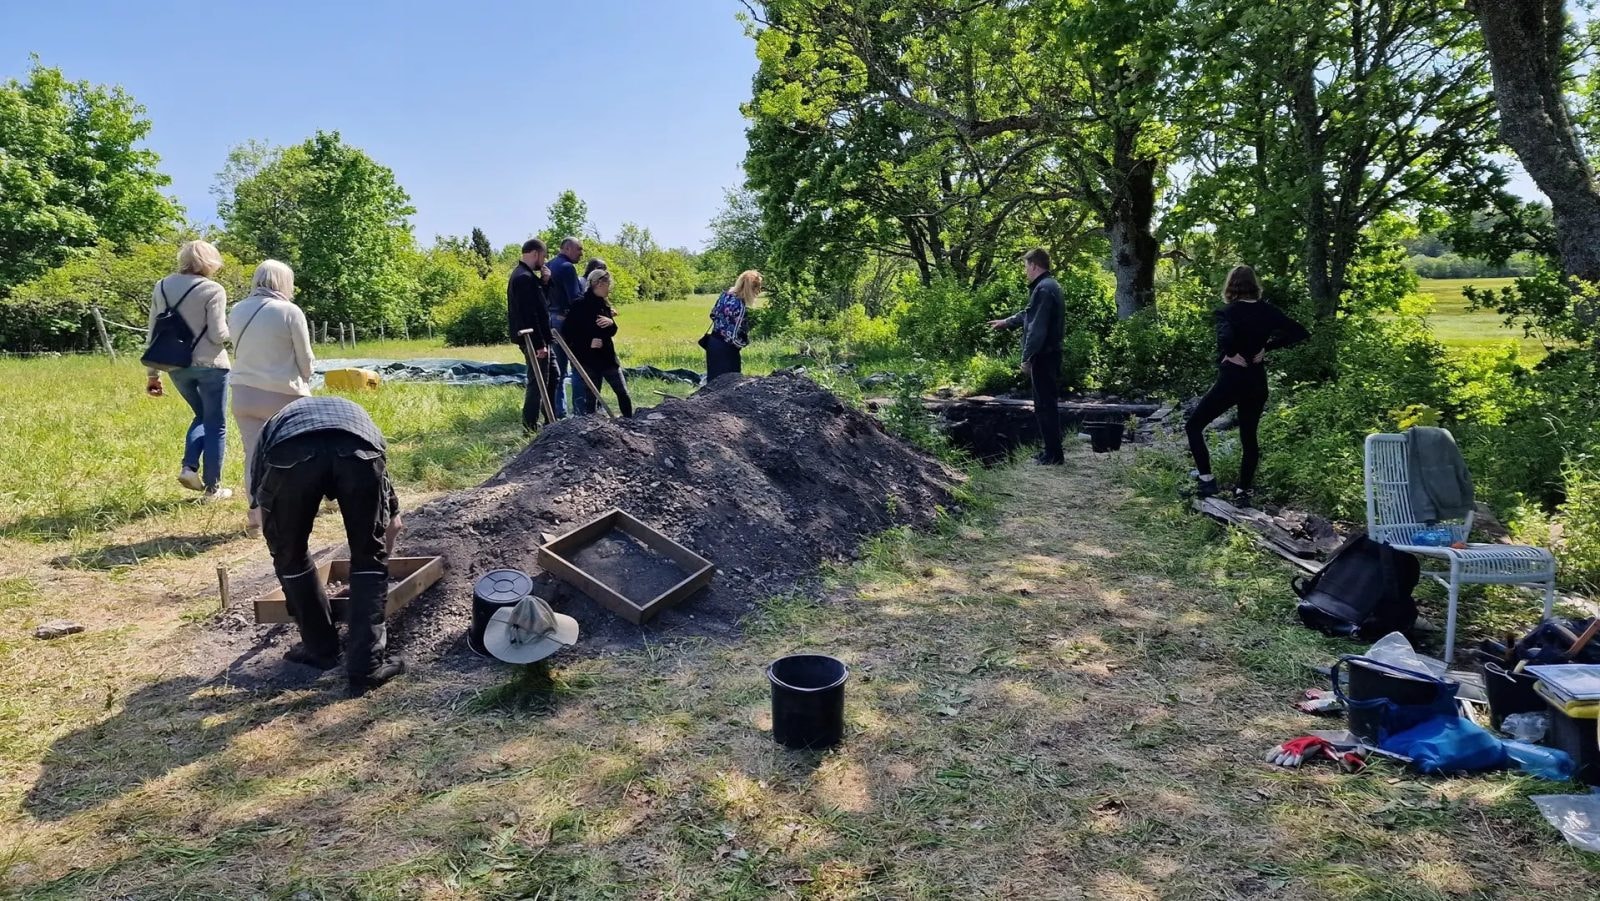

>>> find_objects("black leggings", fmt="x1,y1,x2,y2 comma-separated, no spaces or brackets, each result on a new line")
1186,365,1268,490
578,366,634,417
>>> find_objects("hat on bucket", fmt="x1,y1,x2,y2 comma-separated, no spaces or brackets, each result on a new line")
483,595,579,664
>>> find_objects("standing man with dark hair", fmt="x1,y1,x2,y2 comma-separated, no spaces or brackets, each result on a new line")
989,248,1067,465
253,395,407,696
507,238,558,432
546,237,591,417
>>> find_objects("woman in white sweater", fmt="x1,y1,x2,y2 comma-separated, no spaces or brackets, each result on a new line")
146,240,232,500
228,260,315,534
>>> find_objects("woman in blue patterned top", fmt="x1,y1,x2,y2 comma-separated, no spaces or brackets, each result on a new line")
705,269,762,380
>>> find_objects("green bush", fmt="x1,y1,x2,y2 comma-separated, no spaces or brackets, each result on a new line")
963,353,1025,396
1098,277,1216,398
439,278,509,347
1557,461,1600,594
1,239,252,352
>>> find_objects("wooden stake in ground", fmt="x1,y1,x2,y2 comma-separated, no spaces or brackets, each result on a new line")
521,332,559,427
550,331,612,417
217,565,231,616
90,306,117,362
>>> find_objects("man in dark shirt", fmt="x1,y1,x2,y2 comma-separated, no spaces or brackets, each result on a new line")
252,396,406,695
545,237,590,417
507,238,559,431
989,248,1068,465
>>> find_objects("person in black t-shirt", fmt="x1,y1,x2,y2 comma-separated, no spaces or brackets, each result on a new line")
1186,265,1309,507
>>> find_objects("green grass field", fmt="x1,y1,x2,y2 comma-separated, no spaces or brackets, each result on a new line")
1414,277,1552,358
0,296,784,541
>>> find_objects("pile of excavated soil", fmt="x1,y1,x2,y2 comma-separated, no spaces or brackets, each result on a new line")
381,373,962,663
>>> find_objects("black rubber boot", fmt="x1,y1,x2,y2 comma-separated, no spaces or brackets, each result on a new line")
1232,488,1253,508
346,570,406,696
1194,477,1220,499
280,567,340,668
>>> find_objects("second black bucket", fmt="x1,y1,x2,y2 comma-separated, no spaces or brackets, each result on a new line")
470,569,534,657
1087,422,1124,453
768,654,849,750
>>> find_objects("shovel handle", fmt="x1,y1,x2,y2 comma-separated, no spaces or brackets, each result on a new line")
1567,619,1600,659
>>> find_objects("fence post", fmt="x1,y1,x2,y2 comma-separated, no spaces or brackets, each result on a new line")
338,322,346,350
350,323,357,350
90,306,117,362
321,321,329,344
380,323,386,342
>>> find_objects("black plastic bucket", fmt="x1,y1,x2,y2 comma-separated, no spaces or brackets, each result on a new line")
470,569,533,657
768,654,849,750
1338,656,1454,744
1087,422,1124,453
1483,662,1543,731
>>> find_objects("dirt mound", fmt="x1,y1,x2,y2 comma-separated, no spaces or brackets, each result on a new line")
390,373,962,663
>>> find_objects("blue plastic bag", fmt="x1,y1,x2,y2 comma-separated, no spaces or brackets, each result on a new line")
1379,716,1508,774
1504,741,1576,781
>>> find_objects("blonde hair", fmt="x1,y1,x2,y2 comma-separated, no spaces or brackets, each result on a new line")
587,268,612,288
728,270,764,303
177,240,223,277
251,259,295,299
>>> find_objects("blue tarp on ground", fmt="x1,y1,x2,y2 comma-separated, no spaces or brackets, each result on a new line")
311,358,702,387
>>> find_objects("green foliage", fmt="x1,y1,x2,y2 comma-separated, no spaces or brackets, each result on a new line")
469,227,494,276
0,62,178,297
890,277,1020,363
216,131,418,328
541,190,593,245
0,239,249,352
1098,278,1216,398
1557,460,1600,594
1464,261,1600,349
439,276,510,347
411,246,482,327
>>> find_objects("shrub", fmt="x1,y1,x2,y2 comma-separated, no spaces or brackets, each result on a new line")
439,278,509,347
1098,277,1216,398
1557,460,1600,593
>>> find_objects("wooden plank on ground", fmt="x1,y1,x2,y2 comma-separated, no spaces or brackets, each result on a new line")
1193,499,1324,575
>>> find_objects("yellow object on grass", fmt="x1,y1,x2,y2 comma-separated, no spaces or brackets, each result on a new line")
324,368,381,391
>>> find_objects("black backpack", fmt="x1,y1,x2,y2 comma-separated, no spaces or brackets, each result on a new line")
140,279,208,372
1293,534,1420,639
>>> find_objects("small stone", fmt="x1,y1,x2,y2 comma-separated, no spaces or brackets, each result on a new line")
646,412,667,421
34,620,84,640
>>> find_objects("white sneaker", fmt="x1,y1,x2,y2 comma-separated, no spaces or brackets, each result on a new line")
201,487,234,503
178,468,204,492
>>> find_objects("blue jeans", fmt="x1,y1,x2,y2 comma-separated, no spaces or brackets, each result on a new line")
548,313,589,417
169,366,228,489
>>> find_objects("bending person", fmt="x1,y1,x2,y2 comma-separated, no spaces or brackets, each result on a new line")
252,395,406,695
705,269,762,380
228,260,314,537
561,269,633,417
1185,265,1309,507
145,240,233,500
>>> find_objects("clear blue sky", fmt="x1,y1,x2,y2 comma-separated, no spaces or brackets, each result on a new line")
1,0,758,250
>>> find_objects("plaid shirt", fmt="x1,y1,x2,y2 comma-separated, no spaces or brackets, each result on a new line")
251,396,397,512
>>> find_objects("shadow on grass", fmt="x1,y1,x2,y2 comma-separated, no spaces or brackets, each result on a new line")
0,497,194,542
21,634,336,822
48,532,240,571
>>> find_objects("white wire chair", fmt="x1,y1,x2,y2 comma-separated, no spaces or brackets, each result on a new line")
1364,433,1556,661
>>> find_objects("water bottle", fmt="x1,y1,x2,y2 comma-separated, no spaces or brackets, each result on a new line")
1503,741,1575,781
1411,525,1455,547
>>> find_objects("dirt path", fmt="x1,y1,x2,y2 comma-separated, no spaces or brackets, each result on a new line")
2,450,1594,899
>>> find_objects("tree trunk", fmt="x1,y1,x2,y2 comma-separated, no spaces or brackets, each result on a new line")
1108,132,1158,320
1474,0,1600,282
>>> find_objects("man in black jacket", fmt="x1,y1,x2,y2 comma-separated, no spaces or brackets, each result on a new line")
253,396,406,695
989,248,1067,464
506,238,559,431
